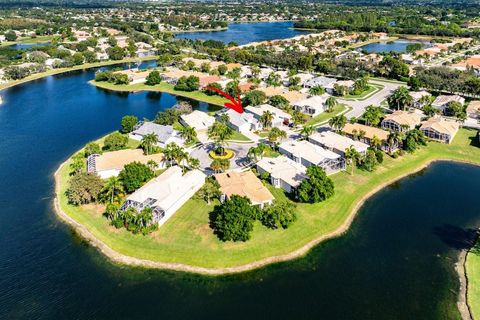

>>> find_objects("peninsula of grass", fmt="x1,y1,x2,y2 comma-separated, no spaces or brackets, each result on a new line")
54,128,480,275
89,80,229,107
466,239,480,319
0,56,158,91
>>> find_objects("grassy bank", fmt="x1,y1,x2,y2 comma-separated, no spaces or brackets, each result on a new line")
466,240,480,319
90,80,228,107
56,128,480,271
305,104,351,126
0,56,157,91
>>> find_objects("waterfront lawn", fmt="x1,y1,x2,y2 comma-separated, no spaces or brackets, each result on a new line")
57,128,480,269
467,241,480,319
305,104,351,126
90,80,228,107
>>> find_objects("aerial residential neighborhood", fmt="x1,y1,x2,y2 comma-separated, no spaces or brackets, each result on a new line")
2,1,480,319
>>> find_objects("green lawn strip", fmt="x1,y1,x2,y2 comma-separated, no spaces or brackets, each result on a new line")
226,130,253,142
342,84,383,101
90,80,228,107
57,128,480,269
305,104,350,126
371,77,408,85
467,240,480,319
0,56,158,91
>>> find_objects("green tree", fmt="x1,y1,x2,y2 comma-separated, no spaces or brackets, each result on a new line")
300,125,315,140
107,46,126,60
140,133,159,155
66,172,104,205
260,110,274,129
179,125,197,144
145,70,162,86
70,153,85,175
217,64,228,75
84,142,102,157
103,132,128,151
266,72,282,87
345,146,361,176
298,166,335,203
243,90,267,106
102,176,124,204
211,195,260,242
309,85,325,96
119,162,154,193
203,82,222,96
121,115,138,133
269,95,290,110
195,176,221,205
328,115,347,132
208,121,233,155
292,110,305,127
325,96,338,112
261,201,297,229
267,127,287,148
363,105,384,126
5,30,17,41
154,109,180,125
387,87,413,111
359,148,378,172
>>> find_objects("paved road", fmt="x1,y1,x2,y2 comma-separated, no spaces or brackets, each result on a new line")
340,80,404,119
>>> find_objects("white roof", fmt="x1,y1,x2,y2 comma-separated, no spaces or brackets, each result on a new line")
127,166,205,211
309,131,369,154
257,156,307,188
225,109,257,128
245,104,291,120
432,95,465,107
294,95,327,109
305,76,337,89
409,90,431,101
279,140,340,165
180,110,215,131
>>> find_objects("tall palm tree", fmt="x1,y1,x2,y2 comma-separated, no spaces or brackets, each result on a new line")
300,125,315,140
370,135,382,150
163,142,181,167
325,96,337,112
179,126,197,144
103,176,124,204
328,114,347,132
309,85,325,96
387,86,413,111
345,146,360,176
146,160,158,171
140,133,159,155
268,127,287,149
187,156,200,170
363,105,384,127
208,121,233,155
387,131,404,153
260,110,274,129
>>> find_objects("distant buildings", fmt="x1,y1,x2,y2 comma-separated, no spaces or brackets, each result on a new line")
119,166,206,226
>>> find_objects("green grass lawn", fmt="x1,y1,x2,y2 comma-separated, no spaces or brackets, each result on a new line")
57,128,480,269
342,84,384,101
467,241,480,319
227,130,253,142
305,104,351,126
90,80,228,107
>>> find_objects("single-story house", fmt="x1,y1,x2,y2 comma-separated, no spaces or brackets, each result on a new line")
294,95,327,116
214,170,274,208
309,131,369,156
87,149,164,179
334,80,355,92
245,104,291,127
258,86,285,98
160,69,204,85
199,75,222,88
278,140,345,174
280,91,307,104
130,122,184,147
466,100,480,119
343,123,395,152
304,76,337,93
114,69,150,84
409,91,432,108
420,117,460,144
256,156,307,194
432,95,465,112
224,109,260,133
136,48,156,58
381,110,422,132
119,166,206,226
180,110,215,142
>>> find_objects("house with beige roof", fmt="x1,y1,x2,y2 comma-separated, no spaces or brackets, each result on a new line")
214,171,274,208
432,95,465,113
420,117,460,144
256,156,307,194
343,123,396,152
114,69,150,84
309,131,369,156
180,110,215,143
119,166,206,226
278,140,345,174
466,100,480,119
258,86,285,97
87,149,164,179
381,111,422,132
245,104,291,128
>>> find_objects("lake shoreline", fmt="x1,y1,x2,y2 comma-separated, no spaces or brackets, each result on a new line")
53,156,480,279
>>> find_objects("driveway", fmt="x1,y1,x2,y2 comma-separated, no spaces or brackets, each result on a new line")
339,79,404,119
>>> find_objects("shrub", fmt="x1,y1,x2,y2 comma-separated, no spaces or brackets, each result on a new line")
103,132,128,151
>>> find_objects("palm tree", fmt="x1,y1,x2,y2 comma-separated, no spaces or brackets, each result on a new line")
140,133,159,155
163,142,182,167
103,176,124,204
210,158,229,173
328,114,347,132
268,127,287,149
370,135,382,150
387,131,404,153
292,110,305,127
219,113,230,124
266,72,282,87
363,105,384,127
345,146,360,176
174,149,189,170
208,121,233,156
309,85,325,96
187,156,200,170
325,96,337,112
260,110,274,129
146,160,158,171
387,86,413,111
300,125,315,140
179,126,197,144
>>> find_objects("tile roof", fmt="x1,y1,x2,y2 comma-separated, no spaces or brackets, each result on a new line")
214,171,274,205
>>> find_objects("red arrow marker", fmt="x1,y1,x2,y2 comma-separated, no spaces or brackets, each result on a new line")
206,85,243,113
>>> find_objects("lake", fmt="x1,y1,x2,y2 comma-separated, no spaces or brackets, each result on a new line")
358,39,431,53
175,21,310,45
7,41,51,50
1,65,480,318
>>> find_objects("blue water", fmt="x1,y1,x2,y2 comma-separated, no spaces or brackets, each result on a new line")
175,21,310,45
358,39,431,53
8,41,51,50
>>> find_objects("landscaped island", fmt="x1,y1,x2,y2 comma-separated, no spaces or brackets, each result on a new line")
55,128,480,275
